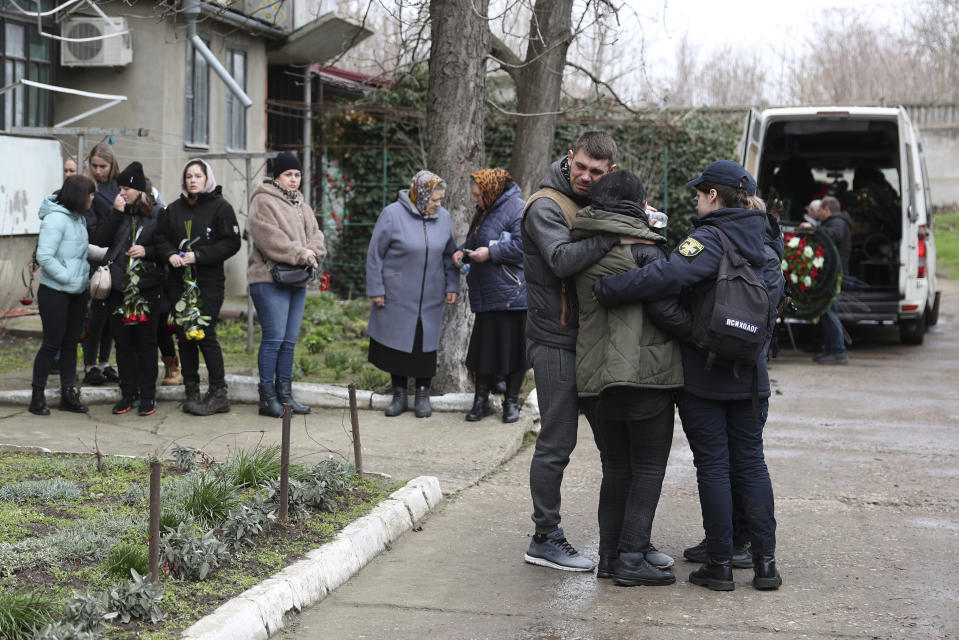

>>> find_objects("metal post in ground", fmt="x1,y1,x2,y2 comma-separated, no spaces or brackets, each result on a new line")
348,383,363,476
279,403,291,523
149,460,161,581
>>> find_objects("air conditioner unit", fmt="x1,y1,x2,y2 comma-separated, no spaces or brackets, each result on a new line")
60,17,132,67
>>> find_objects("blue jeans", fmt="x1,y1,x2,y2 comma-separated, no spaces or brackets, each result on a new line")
820,295,844,354
250,283,307,385
676,391,776,561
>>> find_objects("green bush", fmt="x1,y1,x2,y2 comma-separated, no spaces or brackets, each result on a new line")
181,475,239,528
224,446,282,488
0,589,56,640
158,522,226,581
0,478,81,503
32,621,100,640
62,588,113,633
104,543,150,580
106,570,165,623
219,495,277,551
356,366,390,392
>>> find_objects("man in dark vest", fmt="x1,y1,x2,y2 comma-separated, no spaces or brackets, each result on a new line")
522,131,667,572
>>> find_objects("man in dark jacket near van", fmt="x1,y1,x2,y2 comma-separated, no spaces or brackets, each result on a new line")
522,131,636,572
803,195,852,364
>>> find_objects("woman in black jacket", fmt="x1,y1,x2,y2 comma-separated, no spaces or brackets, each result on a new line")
156,159,241,416
92,162,164,416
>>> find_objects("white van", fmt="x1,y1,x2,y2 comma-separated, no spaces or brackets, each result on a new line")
741,106,940,344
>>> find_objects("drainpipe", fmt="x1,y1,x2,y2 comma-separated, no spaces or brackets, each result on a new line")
184,0,252,109
303,68,312,204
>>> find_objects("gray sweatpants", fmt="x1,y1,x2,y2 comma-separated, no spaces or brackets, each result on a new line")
527,340,581,534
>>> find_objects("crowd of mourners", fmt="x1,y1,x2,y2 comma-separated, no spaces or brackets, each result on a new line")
30,129,786,592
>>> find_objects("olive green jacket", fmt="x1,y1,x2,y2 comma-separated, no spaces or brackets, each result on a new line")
571,207,687,397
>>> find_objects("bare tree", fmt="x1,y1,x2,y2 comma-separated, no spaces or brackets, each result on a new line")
427,0,491,393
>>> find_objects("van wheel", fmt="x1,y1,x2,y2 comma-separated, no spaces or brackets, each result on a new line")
926,292,941,327
899,316,926,345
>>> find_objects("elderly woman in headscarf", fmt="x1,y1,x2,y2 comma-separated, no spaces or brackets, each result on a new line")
452,169,527,423
366,170,460,419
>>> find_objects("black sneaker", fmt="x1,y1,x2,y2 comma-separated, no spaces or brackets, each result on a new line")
138,399,157,416
102,366,120,382
83,367,107,385
112,396,135,415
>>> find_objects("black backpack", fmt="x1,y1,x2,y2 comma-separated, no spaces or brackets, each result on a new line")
688,227,770,376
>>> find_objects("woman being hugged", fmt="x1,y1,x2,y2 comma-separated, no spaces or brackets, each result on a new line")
92,162,165,416
247,152,326,417
366,170,459,418
572,171,689,586
451,168,528,423
29,175,97,415
157,159,241,416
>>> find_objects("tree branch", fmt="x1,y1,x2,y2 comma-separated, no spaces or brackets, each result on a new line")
565,60,640,114
489,34,523,84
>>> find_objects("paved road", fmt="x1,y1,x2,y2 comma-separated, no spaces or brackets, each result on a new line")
287,280,959,640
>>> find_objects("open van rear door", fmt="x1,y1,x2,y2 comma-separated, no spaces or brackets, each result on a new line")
898,106,919,297
739,108,762,177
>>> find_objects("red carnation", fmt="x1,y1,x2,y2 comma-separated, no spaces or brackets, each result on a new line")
20,298,32,305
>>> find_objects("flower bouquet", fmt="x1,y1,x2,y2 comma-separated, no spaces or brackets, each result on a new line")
781,228,841,320
173,220,210,341
115,226,150,325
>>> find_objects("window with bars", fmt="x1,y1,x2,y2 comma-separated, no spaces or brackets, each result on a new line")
184,37,210,147
1,17,53,131
225,47,246,149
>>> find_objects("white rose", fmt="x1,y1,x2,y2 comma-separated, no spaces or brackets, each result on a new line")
803,275,812,287
803,246,814,258
781,259,789,271
812,257,824,268
790,273,798,283
787,237,800,248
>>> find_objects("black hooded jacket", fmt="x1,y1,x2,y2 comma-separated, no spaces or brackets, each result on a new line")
820,210,853,275
156,186,241,294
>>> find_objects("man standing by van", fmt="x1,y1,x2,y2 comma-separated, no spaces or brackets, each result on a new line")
521,131,629,571
804,195,852,364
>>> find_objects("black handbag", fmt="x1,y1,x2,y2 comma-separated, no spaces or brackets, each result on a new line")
259,248,315,286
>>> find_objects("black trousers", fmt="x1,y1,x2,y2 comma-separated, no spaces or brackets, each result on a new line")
177,287,225,388
110,289,161,401
32,285,88,389
83,297,113,366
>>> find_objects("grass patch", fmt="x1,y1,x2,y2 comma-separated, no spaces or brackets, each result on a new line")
935,212,959,279
0,451,395,640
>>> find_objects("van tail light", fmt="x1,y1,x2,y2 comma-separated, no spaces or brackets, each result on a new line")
917,225,927,279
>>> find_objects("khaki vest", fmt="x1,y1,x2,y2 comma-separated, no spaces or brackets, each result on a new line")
523,187,580,228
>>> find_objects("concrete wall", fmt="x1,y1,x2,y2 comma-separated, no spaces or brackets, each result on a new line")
916,126,959,212
52,2,270,296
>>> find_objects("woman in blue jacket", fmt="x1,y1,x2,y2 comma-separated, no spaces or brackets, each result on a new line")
29,175,97,415
452,168,528,423
366,170,460,419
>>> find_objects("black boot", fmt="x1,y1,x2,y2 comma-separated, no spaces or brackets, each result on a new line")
465,376,492,422
186,386,230,416
29,385,49,416
414,385,432,418
612,551,676,586
182,382,201,413
689,558,734,591
258,382,284,418
59,386,88,413
752,554,782,590
596,554,617,579
384,386,408,417
276,379,310,415
502,370,524,423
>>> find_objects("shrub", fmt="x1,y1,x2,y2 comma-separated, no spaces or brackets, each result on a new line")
219,495,277,551
104,544,150,581
106,570,165,624
296,355,320,377
159,522,226,580
356,365,390,391
324,350,350,380
0,589,56,640
0,478,81,503
303,326,336,353
224,446,282,488
31,621,100,640
181,474,238,528
171,445,197,473
62,589,114,633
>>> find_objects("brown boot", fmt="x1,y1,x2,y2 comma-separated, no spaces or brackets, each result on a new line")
185,386,230,416
162,356,183,386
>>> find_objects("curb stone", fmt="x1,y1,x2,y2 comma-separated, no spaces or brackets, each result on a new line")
180,475,443,640
0,376,544,415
